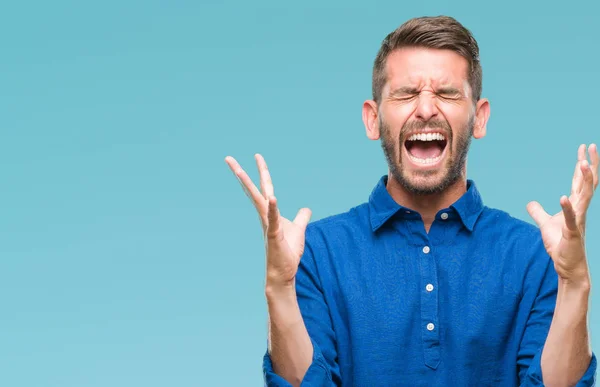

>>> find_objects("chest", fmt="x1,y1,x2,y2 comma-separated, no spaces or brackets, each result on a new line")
324,232,523,358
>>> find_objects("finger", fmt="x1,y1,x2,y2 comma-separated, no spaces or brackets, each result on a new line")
293,207,312,230
266,196,283,241
560,195,579,236
225,156,267,212
578,143,587,161
527,201,551,227
255,154,274,199
571,144,586,197
589,143,598,190
577,159,595,211
571,161,582,198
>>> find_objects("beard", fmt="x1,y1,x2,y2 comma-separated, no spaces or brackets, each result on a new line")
379,114,474,196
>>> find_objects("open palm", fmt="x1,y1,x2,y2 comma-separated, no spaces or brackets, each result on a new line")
527,144,599,283
225,154,312,287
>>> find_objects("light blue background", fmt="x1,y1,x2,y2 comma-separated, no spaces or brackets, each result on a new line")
1,1,598,386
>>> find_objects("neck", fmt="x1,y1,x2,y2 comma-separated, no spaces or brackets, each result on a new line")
386,172,467,232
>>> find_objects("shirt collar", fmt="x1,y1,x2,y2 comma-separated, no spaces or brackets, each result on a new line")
368,175,484,232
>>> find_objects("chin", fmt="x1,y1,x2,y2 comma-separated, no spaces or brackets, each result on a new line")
392,165,459,196
400,176,448,195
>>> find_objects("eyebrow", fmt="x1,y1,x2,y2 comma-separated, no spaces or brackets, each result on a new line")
436,87,462,95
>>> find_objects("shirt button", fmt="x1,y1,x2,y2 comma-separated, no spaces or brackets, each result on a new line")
441,213,448,220
426,284,434,292
423,246,430,254
427,323,435,331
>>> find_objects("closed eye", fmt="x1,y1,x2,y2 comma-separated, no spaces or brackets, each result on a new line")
395,95,417,101
436,88,463,100
438,93,461,100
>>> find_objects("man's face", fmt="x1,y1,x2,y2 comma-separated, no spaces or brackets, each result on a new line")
376,47,479,195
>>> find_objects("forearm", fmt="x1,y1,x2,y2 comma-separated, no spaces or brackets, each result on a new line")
541,279,592,386
266,284,313,387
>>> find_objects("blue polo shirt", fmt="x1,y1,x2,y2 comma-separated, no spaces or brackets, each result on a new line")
263,176,597,386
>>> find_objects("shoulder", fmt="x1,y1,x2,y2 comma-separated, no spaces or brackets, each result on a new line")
478,205,543,241
478,206,552,270
307,201,371,232
300,201,372,258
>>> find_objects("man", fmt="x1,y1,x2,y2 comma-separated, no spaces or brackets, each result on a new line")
225,16,598,386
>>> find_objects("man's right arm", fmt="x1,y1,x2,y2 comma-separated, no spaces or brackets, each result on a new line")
224,154,338,386
265,285,314,386
263,237,340,387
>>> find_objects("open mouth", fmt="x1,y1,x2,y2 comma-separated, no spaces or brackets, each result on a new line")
404,132,448,165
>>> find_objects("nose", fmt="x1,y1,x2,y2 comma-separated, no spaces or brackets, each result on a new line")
414,93,439,122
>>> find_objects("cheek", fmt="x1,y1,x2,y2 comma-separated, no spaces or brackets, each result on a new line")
438,105,472,139
388,103,415,127
384,103,413,126
438,103,464,123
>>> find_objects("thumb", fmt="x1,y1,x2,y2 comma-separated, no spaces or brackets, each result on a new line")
293,207,312,231
527,201,551,227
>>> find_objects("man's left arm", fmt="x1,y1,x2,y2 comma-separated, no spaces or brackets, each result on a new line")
525,143,599,386
541,277,594,386
516,237,596,387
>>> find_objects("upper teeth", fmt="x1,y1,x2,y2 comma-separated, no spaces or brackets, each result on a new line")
407,133,445,141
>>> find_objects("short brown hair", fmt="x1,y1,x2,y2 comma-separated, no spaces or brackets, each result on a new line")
372,16,482,104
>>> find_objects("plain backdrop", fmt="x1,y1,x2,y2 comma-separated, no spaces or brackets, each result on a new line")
1,1,599,386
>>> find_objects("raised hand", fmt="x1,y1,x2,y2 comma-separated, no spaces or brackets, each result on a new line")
527,144,599,285
225,154,312,289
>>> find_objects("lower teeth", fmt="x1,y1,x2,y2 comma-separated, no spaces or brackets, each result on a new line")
408,153,442,164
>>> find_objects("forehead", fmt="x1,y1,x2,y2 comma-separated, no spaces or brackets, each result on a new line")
384,47,470,90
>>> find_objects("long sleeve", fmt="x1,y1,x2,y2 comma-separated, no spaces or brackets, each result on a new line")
263,228,341,386
517,238,597,386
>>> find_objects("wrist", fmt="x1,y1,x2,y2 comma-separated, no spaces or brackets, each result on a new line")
265,280,297,302
558,272,591,294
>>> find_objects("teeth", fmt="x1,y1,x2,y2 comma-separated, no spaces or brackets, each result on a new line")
407,132,446,142
407,152,443,165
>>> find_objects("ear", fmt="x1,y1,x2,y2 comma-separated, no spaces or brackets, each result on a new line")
472,98,490,139
363,100,380,140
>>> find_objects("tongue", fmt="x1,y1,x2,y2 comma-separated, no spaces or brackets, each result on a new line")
408,141,443,159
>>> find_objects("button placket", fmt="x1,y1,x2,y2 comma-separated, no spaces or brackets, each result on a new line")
418,243,440,369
